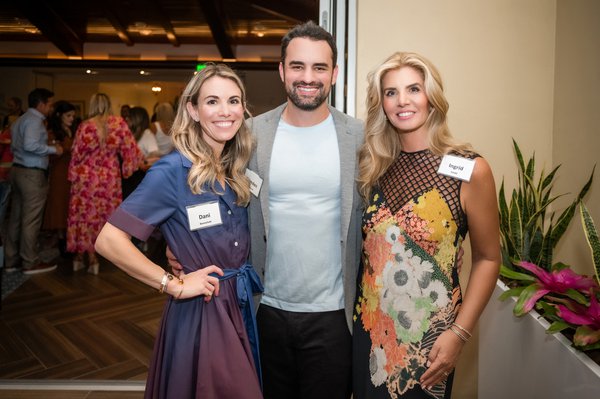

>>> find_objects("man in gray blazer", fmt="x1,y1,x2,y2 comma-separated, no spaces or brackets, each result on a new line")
169,21,362,398
246,21,363,399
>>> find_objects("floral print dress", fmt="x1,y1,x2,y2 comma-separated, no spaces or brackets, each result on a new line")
67,115,143,253
353,149,477,399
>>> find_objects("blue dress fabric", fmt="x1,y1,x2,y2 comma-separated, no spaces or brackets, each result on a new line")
109,151,263,399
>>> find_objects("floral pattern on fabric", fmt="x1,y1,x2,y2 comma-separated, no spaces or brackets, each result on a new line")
355,187,463,399
67,115,143,253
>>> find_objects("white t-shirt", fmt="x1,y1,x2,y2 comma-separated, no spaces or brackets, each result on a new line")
137,128,159,157
154,122,174,156
261,114,344,312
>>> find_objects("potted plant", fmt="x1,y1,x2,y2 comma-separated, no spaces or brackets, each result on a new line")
496,140,598,351
478,140,600,399
498,139,593,276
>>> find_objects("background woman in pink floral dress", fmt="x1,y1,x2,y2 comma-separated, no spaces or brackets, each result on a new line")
67,93,143,274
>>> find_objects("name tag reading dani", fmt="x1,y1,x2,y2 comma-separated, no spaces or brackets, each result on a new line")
437,154,476,182
245,168,263,197
186,201,223,231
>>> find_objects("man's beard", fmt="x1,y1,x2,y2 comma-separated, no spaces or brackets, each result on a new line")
286,81,330,111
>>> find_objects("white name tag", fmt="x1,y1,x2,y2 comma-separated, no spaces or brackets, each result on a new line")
437,154,476,182
186,201,222,231
245,168,263,197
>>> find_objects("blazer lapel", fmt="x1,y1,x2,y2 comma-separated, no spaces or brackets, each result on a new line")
330,106,356,244
255,104,286,237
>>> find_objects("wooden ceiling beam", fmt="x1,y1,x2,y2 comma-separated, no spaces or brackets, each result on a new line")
197,0,235,59
103,3,134,46
147,0,181,47
17,0,84,56
249,0,314,23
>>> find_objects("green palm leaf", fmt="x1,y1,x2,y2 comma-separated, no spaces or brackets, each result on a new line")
512,139,525,173
499,180,509,233
540,165,560,191
509,196,523,259
580,202,600,286
499,140,593,276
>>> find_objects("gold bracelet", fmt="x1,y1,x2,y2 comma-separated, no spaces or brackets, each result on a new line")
159,272,174,294
449,325,469,343
452,322,473,338
176,278,184,299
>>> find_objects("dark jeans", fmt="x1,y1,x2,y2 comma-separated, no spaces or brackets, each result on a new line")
257,304,352,399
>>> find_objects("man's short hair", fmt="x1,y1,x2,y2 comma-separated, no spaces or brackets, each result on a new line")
281,20,337,66
28,88,54,108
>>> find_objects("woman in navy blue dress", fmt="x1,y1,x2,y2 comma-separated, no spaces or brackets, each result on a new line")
95,64,263,399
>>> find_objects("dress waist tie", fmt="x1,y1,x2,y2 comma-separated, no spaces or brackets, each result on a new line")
212,262,264,387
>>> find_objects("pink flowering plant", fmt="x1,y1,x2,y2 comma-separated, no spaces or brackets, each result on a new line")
498,141,599,351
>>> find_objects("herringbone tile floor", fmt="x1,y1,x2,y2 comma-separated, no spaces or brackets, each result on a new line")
0,257,166,398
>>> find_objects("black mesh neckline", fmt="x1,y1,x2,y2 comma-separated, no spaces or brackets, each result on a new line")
378,150,474,238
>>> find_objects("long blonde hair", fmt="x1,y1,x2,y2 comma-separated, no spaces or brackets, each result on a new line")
88,93,112,118
172,63,253,205
358,52,472,201
155,102,175,132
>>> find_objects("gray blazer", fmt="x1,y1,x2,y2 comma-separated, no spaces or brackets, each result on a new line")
247,103,364,331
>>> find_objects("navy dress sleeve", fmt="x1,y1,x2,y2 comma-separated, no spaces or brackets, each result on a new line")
109,154,179,241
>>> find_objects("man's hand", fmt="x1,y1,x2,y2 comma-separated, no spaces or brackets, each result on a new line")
166,245,184,277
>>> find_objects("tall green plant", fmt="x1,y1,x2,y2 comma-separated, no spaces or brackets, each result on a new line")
498,139,594,276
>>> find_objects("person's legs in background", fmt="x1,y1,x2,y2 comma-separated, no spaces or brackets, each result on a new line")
4,168,23,272
6,167,55,274
0,179,11,270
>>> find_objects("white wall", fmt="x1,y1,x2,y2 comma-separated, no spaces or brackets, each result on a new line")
553,0,600,276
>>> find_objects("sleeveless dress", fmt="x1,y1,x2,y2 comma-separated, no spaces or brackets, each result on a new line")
353,149,477,399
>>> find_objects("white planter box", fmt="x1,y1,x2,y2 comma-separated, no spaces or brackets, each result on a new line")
478,280,600,399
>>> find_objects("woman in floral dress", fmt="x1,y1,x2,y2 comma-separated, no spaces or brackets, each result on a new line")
353,52,501,399
67,93,143,274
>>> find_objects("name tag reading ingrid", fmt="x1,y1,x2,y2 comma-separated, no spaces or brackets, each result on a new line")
437,154,476,182
186,201,222,231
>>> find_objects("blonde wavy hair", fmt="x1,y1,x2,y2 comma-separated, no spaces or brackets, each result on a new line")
155,102,175,131
358,51,473,201
172,63,253,205
88,93,112,118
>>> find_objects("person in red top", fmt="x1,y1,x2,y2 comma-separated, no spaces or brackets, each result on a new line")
2,97,24,130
